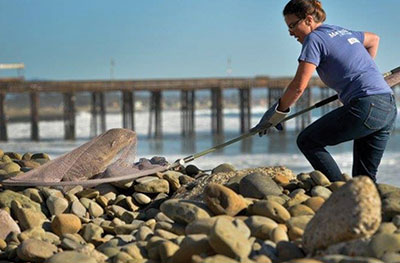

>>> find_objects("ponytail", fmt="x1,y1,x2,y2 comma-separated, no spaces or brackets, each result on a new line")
283,0,326,23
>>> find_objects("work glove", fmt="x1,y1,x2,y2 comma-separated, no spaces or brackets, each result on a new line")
250,100,290,136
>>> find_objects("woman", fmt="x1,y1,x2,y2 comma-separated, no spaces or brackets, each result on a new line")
251,0,397,182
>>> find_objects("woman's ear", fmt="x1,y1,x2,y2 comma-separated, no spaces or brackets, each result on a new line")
305,15,313,26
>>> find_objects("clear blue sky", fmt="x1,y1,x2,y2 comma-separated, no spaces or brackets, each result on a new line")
1,0,399,80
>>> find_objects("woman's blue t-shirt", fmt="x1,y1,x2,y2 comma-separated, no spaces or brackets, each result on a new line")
298,24,392,105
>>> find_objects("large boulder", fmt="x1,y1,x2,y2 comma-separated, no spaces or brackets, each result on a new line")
303,176,381,253
239,172,282,198
204,183,247,216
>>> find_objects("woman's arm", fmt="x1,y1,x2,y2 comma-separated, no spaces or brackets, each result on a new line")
277,61,316,112
363,32,380,59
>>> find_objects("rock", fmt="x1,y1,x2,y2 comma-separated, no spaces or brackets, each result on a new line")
286,215,313,231
376,222,397,234
225,174,246,193
133,192,152,205
208,217,252,259
160,199,211,224
303,176,381,253
19,160,41,169
197,254,239,263
310,170,331,186
285,259,323,263
161,171,182,191
76,189,99,199
71,200,87,218
17,239,57,262
288,226,304,241
310,186,332,200
329,181,346,192
321,238,371,257
381,252,400,263
121,243,144,259
392,215,400,227
381,191,400,221
273,174,291,186
0,238,6,250
155,212,174,223
276,241,304,262
212,163,236,174
31,153,50,160
46,251,98,263
2,162,21,173
270,226,289,243
288,204,315,217
61,233,87,250
156,221,185,236
0,190,42,213
75,244,108,263
248,200,291,223
0,209,20,240
88,201,104,218
13,203,47,231
204,183,247,216
286,192,310,208
82,223,104,242
186,217,218,235
184,165,200,177
18,227,45,241
265,195,289,205
303,196,325,212
239,172,282,198
319,254,384,263
23,188,44,203
154,229,178,240
46,195,68,216
4,152,22,160
134,178,170,194
369,233,400,258
51,214,82,236
113,251,133,262
245,216,278,240
136,225,154,241
170,234,214,263
159,240,180,263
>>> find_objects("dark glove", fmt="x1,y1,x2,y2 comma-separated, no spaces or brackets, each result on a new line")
250,100,290,136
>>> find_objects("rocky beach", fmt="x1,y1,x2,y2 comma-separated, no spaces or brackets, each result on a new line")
1,147,400,263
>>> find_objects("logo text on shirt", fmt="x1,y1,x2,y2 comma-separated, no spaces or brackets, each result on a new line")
328,29,352,38
347,37,360,45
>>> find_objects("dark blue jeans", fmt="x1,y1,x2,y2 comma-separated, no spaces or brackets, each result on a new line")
297,93,397,182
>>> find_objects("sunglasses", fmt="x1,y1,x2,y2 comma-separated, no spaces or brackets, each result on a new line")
288,18,303,30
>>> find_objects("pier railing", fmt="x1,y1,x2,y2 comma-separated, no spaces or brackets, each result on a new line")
0,76,397,141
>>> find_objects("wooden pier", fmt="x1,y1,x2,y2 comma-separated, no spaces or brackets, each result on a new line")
0,75,397,141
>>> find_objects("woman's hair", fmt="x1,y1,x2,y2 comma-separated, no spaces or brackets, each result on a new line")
283,0,326,23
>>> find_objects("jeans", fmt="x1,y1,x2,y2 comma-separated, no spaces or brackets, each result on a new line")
297,93,397,182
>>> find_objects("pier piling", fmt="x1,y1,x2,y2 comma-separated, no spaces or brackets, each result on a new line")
63,92,76,140
181,90,195,137
30,91,39,141
0,93,7,141
239,87,251,133
148,91,162,138
121,91,135,131
295,87,312,131
211,87,223,135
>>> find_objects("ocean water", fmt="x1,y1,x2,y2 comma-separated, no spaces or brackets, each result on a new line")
1,107,400,186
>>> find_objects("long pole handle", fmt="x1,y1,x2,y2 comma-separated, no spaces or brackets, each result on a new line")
177,66,400,165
